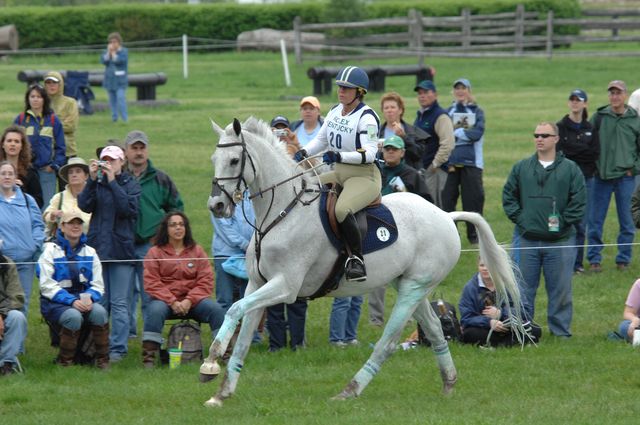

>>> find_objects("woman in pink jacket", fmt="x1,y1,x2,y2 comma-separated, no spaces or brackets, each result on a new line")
141,211,225,367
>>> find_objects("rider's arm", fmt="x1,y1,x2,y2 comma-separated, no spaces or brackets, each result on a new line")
303,119,329,157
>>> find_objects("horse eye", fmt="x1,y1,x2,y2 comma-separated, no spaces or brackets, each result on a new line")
230,158,240,166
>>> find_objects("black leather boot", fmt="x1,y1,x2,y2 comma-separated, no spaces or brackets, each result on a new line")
339,213,367,281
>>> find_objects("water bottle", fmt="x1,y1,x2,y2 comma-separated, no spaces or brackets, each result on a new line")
633,326,640,347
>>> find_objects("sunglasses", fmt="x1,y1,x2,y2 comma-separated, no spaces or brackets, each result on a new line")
533,133,556,139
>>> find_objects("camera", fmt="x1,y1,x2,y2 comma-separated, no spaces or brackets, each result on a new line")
273,129,288,137
97,160,107,167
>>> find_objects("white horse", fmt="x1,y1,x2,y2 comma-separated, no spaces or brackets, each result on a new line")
203,117,522,408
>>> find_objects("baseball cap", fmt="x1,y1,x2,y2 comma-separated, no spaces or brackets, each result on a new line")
452,78,471,89
383,135,405,149
99,145,124,160
270,115,290,128
300,96,321,110
414,80,436,92
44,75,60,83
125,130,149,146
607,80,627,92
569,89,588,102
61,209,85,224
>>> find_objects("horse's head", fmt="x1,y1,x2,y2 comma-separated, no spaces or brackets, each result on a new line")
208,118,256,218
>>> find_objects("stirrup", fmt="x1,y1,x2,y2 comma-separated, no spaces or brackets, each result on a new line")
344,255,367,282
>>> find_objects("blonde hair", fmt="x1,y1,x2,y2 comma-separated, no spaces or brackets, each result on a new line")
380,92,405,119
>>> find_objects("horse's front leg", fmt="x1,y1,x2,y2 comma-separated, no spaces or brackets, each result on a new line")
200,274,298,407
333,278,428,400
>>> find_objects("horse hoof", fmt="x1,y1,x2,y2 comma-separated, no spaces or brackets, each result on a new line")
203,397,223,408
199,361,221,383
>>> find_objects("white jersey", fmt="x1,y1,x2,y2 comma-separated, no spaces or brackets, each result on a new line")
305,103,380,164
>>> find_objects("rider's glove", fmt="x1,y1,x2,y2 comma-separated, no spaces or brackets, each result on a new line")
322,151,341,164
293,149,308,163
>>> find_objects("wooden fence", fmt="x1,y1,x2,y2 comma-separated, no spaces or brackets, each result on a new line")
292,5,640,64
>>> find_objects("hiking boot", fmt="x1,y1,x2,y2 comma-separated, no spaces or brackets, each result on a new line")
142,341,161,368
589,263,602,273
344,255,366,281
57,327,80,367
0,362,15,376
92,324,110,370
616,263,629,271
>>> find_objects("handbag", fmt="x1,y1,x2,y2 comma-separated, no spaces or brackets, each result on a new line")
221,255,248,280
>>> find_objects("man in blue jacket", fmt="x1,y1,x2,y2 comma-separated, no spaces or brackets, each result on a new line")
503,122,586,338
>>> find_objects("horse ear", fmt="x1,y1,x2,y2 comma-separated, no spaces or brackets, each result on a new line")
233,118,242,137
210,119,225,137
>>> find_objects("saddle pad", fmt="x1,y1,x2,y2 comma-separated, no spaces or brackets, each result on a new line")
319,190,398,255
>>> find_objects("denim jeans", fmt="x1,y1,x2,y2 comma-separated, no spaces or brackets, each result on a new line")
59,303,109,331
618,319,634,342
329,296,363,343
16,262,35,315
130,242,152,336
574,176,594,270
100,262,136,359
513,234,576,337
587,175,635,265
142,298,225,344
107,87,128,122
266,300,308,351
38,167,57,213
0,310,27,366
214,258,248,312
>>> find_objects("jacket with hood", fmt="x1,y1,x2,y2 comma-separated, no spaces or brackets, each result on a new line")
44,71,79,157
591,105,640,179
0,187,45,262
0,255,25,317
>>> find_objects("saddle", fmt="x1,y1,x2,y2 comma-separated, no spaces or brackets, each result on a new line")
303,184,398,301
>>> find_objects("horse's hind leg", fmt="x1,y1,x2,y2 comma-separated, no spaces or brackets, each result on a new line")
204,307,264,408
413,300,457,395
333,277,427,400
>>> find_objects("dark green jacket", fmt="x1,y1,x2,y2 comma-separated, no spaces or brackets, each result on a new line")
0,256,25,317
502,152,586,241
590,105,640,179
132,160,184,244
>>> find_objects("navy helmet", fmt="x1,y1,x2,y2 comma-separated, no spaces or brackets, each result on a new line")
335,66,369,93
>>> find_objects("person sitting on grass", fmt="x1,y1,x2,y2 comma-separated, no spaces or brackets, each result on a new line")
618,278,640,343
0,245,27,376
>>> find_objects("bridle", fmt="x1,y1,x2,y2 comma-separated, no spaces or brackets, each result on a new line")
210,119,322,283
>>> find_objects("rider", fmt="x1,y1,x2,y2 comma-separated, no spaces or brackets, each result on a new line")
294,66,381,281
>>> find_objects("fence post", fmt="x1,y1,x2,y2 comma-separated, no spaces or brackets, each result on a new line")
461,8,471,51
546,10,554,60
515,4,525,55
409,9,424,65
612,13,619,37
293,16,302,65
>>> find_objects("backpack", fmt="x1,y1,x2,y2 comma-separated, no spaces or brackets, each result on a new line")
417,299,462,346
165,320,203,363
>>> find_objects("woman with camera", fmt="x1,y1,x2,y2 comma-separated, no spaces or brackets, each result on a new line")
78,145,140,362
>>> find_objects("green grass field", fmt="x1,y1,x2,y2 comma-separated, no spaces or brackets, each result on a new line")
2,50,640,424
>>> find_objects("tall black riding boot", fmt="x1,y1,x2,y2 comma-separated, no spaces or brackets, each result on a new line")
339,213,367,281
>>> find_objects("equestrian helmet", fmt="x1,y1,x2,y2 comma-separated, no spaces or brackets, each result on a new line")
335,66,369,93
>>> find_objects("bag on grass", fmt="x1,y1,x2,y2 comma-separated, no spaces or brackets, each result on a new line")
165,320,203,363
417,299,461,346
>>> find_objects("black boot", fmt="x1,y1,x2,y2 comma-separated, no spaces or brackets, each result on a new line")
339,213,367,281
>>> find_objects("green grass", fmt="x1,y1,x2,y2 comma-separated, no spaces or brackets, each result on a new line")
2,50,640,424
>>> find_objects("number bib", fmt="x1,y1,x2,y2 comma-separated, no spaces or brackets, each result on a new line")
324,103,376,152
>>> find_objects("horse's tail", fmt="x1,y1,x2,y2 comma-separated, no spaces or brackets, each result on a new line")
449,211,527,345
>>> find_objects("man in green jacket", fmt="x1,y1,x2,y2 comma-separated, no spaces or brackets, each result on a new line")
503,122,586,337
124,130,184,337
587,80,640,272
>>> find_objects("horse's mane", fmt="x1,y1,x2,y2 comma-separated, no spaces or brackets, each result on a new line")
237,116,297,168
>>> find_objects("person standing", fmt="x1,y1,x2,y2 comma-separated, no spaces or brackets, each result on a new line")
100,32,128,123
587,80,640,272
413,80,454,208
556,89,599,274
503,122,586,337
44,71,79,190
0,249,27,376
0,125,43,208
379,91,430,170
78,145,140,362
38,210,110,369
442,78,485,244
124,130,183,338
290,96,324,147
14,84,66,210
0,161,45,314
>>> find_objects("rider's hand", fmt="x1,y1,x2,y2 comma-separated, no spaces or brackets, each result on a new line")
322,151,341,164
293,149,308,163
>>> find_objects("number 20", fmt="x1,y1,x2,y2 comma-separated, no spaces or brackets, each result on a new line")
329,132,342,149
